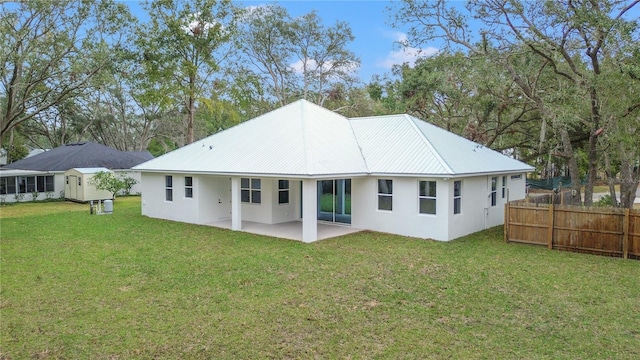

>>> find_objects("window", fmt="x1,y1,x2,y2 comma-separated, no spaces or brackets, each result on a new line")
165,175,173,201
78,177,82,187
419,180,437,214
36,176,54,192
501,176,507,199
26,177,36,192
241,178,261,204
490,177,497,206
184,176,193,198
454,181,462,214
510,174,522,180
278,180,289,204
17,176,27,193
66,176,69,185
377,179,393,211
1,176,16,195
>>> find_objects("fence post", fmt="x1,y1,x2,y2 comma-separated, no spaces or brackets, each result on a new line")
504,202,509,243
547,204,554,249
623,209,630,259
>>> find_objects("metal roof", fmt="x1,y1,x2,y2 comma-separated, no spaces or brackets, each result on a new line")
135,100,533,177
350,114,533,176
134,100,369,177
2,142,153,172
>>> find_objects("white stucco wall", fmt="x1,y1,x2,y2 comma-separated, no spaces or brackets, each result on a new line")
141,173,200,223
447,173,528,240
270,179,299,224
350,177,450,241
138,172,529,242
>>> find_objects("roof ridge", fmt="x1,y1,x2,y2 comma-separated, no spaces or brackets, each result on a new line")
300,100,312,175
347,118,371,175
405,115,454,175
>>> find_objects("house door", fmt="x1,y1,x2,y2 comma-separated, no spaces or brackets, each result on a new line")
217,177,232,220
317,179,351,224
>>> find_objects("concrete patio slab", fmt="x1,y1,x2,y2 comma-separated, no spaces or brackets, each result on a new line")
209,220,363,242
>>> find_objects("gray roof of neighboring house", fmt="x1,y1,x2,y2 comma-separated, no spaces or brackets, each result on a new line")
1,142,153,172
134,100,533,178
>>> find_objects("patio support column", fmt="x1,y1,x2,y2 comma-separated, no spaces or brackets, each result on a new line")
302,178,317,243
231,177,241,231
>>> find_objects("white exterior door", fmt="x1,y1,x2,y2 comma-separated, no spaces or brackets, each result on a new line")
217,177,232,220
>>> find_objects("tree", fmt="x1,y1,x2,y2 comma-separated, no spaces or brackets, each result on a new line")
137,0,236,145
234,4,360,108
0,0,133,146
90,171,137,200
392,0,640,206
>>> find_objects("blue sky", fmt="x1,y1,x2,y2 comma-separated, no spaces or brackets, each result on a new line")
241,0,431,82
122,0,431,83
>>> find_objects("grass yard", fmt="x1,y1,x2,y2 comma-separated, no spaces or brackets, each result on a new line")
1,197,639,359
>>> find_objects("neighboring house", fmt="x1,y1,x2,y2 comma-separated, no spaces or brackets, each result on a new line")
134,100,534,242
0,142,153,203
64,168,113,202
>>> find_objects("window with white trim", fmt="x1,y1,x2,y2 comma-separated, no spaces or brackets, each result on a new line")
278,180,289,204
165,175,173,202
418,180,436,214
454,180,462,214
241,178,261,204
490,177,497,206
501,176,507,199
377,179,393,211
184,176,193,198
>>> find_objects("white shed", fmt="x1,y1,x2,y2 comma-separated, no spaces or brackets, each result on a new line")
64,168,113,202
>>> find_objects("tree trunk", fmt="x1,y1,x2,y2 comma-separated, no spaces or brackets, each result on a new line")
559,127,583,205
618,152,639,209
603,151,619,207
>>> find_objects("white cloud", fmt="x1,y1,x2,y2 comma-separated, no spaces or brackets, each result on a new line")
377,31,439,69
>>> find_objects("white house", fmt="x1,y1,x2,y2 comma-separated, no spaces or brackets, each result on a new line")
134,100,534,242
0,142,152,203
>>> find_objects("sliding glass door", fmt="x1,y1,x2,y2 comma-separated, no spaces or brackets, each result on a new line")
317,179,351,224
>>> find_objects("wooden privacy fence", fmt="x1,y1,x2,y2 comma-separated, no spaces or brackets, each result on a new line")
504,200,640,259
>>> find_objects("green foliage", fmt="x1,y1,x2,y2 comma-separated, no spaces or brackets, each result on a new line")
89,171,137,199
234,4,360,107
0,0,133,140
1,198,639,358
594,194,614,207
6,144,29,163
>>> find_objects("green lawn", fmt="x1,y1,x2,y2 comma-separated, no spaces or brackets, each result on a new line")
1,197,639,359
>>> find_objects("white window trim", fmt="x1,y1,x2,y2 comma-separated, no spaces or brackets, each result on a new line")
490,177,498,207
418,180,437,215
377,179,393,212
241,178,261,204
278,180,289,205
453,180,462,215
165,175,173,202
184,176,193,199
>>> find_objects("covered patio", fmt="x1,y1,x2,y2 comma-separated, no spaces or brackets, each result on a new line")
210,220,363,241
